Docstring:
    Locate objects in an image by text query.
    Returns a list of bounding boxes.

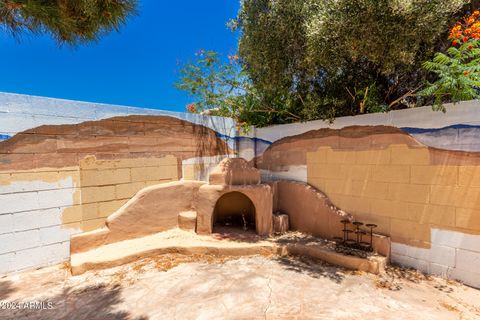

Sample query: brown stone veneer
[0,115,233,172]
[254,125,480,171]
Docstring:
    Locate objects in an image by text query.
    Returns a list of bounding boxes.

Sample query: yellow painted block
[307,165,322,179]
[72,189,82,206]
[306,148,330,164]
[130,166,176,182]
[80,168,131,187]
[115,182,146,199]
[372,165,410,183]
[458,166,480,187]
[390,218,431,243]
[388,183,430,204]
[0,173,10,184]
[9,171,52,182]
[80,155,177,170]
[61,205,84,224]
[162,165,179,180]
[131,167,162,182]
[63,222,82,231]
[98,199,128,218]
[79,156,116,170]
[330,193,371,215]
[307,164,344,180]
[324,179,353,195]
[453,187,480,209]
[370,199,408,219]
[307,177,326,192]
[82,218,106,232]
[326,150,356,165]
[407,203,455,227]
[182,164,195,180]
[411,165,458,186]
[355,149,391,165]
[429,185,458,206]
[351,181,389,199]
[430,185,480,209]
[455,207,480,231]
[81,203,100,221]
[81,185,116,203]
[134,155,178,168]
[7,170,80,185]
[342,164,373,181]
[390,145,431,165]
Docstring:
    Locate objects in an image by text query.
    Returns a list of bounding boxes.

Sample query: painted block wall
[244,100,480,288]
[0,92,237,274]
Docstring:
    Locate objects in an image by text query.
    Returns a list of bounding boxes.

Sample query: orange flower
[464,70,470,76]
[186,103,197,113]
[449,12,480,43]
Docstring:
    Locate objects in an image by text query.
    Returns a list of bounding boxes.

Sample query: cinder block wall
[246,101,480,288]
[0,92,236,274]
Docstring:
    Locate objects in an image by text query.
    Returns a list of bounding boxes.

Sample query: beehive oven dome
[208,158,261,185]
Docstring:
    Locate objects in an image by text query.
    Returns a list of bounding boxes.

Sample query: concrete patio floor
[0,254,479,320]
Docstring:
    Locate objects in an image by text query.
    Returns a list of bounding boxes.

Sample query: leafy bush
[175,50,303,130]
[420,10,480,110]
[234,0,466,123]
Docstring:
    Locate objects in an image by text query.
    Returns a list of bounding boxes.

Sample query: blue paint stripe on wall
[401,124,480,134]
[215,132,272,145]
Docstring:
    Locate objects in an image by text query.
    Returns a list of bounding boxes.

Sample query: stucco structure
[2,92,480,289]
[71,158,274,253]
[0,92,236,274]
[244,101,480,288]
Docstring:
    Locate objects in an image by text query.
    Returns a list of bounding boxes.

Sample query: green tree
[420,10,480,110]
[0,0,136,45]
[175,50,302,129]
[234,0,467,124]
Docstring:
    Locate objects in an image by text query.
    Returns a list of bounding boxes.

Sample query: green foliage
[175,50,303,129]
[305,0,466,74]
[420,40,480,111]
[175,50,243,115]
[0,0,137,45]
[233,0,467,125]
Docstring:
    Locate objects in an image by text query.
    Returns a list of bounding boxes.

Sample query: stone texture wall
[70,155,179,232]
[245,101,480,288]
[307,145,480,285]
[0,92,236,274]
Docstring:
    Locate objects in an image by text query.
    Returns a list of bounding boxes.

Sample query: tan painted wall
[0,113,235,274]
[62,155,179,232]
[307,144,480,249]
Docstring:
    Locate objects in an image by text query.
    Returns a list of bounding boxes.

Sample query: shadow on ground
[4,284,148,320]
[274,255,345,284]
[0,280,16,300]
[211,226,266,243]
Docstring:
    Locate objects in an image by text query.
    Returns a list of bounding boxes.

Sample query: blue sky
[0,1,240,113]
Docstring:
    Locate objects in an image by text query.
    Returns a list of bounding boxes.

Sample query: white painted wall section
[391,228,480,288]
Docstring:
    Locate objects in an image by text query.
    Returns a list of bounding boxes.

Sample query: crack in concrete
[263,263,274,320]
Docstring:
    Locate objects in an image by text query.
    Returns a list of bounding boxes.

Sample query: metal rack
[332,220,377,259]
